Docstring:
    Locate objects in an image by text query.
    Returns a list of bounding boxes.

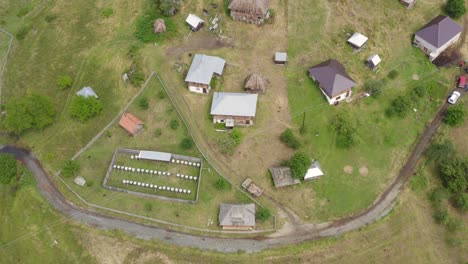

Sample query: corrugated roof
[119,113,143,135]
[76,87,98,98]
[304,161,324,180]
[367,54,381,66]
[210,92,258,117]
[229,0,270,15]
[219,203,256,227]
[275,52,287,62]
[185,54,226,85]
[347,32,368,48]
[269,167,300,188]
[308,59,357,98]
[186,14,204,28]
[415,15,463,48]
[138,151,172,162]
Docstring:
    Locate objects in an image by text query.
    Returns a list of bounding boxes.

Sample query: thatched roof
[244,73,268,93]
[229,0,270,15]
[153,19,167,34]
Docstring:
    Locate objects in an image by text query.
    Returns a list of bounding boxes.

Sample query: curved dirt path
[2,89,462,253]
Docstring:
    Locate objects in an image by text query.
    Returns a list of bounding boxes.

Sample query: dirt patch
[80,232,137,264]
[412,74,419,80]
[166,32,230,58]
[359,166,369,177]
[343,166,353,174]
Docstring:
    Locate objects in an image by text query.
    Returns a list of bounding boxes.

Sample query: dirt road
[1,89,463,253]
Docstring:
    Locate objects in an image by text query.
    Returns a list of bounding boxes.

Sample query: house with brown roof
[413,15,463,61]
[119,113,144,136]
[228,0,270,25]
[269,167,300,188]
[219,203,256,230]
[308,59,357,105]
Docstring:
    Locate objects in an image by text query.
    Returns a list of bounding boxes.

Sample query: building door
[203,88,207,94]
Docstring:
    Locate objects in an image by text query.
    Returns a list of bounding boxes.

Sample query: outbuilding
[304,161,324,181]
[228,0,270,25]
[269,167,300,188]
[186,14,204,31]
[210,92,258,127]
[76,87,98,99]
[119,113,144,136]
[400,0,416,9]
[185,54,226,94]
[275,52,287,64]
[244,73,268,93]
[366,54,381,70]
[219,203,256,230]
[347,32,368,50]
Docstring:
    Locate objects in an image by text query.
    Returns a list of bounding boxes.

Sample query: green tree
[388,95,411,117]
[290,152,311,179]
[156,0,183,16]
[0,153,17,184]
[130,69,145,87]
[453,193,468,212]
[27,93,56,129]
[256,207,272,222]
[61,160,80,178]
[57,75,73,90]
[445,0,466,19]
[70,96,103,122]
[444,104,465,126]
[331,114,356,149]
[364,79,384,98]
[280,129,301,149]
[439,158,467,193]
[180,138,193,150]
[230,128,244,146]
[425,141,455,163]
[169,119,179,130]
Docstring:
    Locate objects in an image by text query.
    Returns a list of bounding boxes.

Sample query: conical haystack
[153,19,167,34]
[244,73,268,93]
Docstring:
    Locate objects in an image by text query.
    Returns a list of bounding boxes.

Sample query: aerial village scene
[0,0,467,263]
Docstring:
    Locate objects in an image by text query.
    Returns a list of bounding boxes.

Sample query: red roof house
[119,113,144,136]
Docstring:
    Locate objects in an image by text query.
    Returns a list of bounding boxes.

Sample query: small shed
[186,14,204,31]
[241,178,263,197]
[269,167,300,188]
[153,19,167,34]
[366,54,381,70]
[304,161,324,181]
[400,0,416,9]
[74,176,86,186]
[219,203,256,230]
[119,113,144,136]
[275,52,287,64]
[244,73,268,93]
[347,32,368,50]
[76,87,98,99]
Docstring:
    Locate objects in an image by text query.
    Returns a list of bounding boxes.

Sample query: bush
[70,96,103,122]
[445,0,466,19]
[0,154,17,184]
[425,141,455,163]
[57,75,73,90]
[154,128,162,137]
[290,152,311,179]
[180,138,193,150]
[433,210,449,225]
[230,128,244,146]
[144,202,153,212]
[280,129,301,149]
[446,218,462,233]
[429,187,449,208]
[158,90,166,99]
[388,95,411,117]
[331,114,356,149]
[102,8,114,18]
[138,97,149,110]
[86,180,94,187]
[411,86,426,98]
[439,158,467,193]
[215,178,231,191]
[105,130,112,138]
[155,0,183,16]
[444,104,465,126]
[169,119,179,130]
[387,70,399,80]
[453,193,468,212]
[409,173,428,192]
[364,79,384,98]
[256,207,272,222]
[130,68,146,87]
[219,128,244,154]
[16,26,29,41]
[61,160,80,178]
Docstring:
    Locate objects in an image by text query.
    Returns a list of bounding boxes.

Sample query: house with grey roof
[414,15,463,61]
[185,54,226,94]
[210,92,258,127]
[219,203,256,230]
[269,167,300,188]
[76,86,98,98]
[308,59,357,105]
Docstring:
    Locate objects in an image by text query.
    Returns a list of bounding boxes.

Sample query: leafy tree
[70,96,103,122]
[169,119,179,129]
[256,207,272,221]
[3,93,55,134]
[61,160,80,178]
[290,152,311,179]
[388,95,411,117]
[219,128,244,154]
[364,79,384,98]
[331,114,356,149]
[180,138,193,150]
[453,193,468,212]
[445,0,466,19]
[444,104,465,126]
[130,69,145,87]
[439,158,467,193]
[158,90,166,99]
[57,75,73,90]
[215,178,231,190]
[0,153,17,184]
[156,0,183,16]
[425,141,455,163]
[280,129,301,149]
[138,97,149,110]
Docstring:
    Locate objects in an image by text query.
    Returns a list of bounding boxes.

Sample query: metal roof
[415,15,463,48]
[76,87,98,98]
[367,54,381,66]
[347,32,368,48]
[210,92,258,117]
[185,54,226,85]
[308,59,357,98]
[186,14,204,28]
[219,203,256,227]
[138,151,172,162]
[304,161,324,180]
[275,52,287,62]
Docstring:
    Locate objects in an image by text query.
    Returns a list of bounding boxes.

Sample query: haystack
[153,19,167,34]
[244,73,268,93]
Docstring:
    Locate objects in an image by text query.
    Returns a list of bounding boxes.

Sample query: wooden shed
[228,0,270,25]
[244,73,268,93]
[153,19,167,34]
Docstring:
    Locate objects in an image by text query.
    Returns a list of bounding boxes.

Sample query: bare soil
[359,166,369,177]
[166,31,231,59]
[344,166,353,174]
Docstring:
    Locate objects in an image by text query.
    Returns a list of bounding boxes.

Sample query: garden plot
[104,149,202,203]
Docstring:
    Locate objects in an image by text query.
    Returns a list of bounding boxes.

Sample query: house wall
[213,115,255,126]
[187,82,210,94]
[414,33,461,60]
[319,87,352,105]
[230,10,267,24]
[221,225,254,231]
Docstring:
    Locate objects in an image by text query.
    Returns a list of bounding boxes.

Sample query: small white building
[74,176,86,186]
[366,54,381,70]
[414,15,463,61]
[186,14,204,31]
[275,52,287,64]
[76,87,98,99]
[347,32,368,50]
[304,161,324,181]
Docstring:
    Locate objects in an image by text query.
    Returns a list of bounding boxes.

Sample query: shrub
[425,141,455,163]
[444,104,465,126]
[411,86,426,98]
[155,0,183,16]
[144,202,153,212]
[169,119,179,130]
[0,154,17,184]
[105,130,112,138]
[61,160,80,178]
[256,207,272,222]
[138,97,149,110]
[86,180,94,187]
[387,70,399,80]
[446,218,462,233]
[280,129,301,149]
[409,173,428,192]
[429,187,449,208]
[154,128,162,137]
[364,79,384,98]
[290,152,311,179]
[331,114,356,149]
[439,158,467,194]
[44,14,58,23]
[17,7,30,17]
[16,26,29,41]
[433,210,449,225]
[70,96,103,122]
[219,129,244,154]
[180,138,193,150]
[158,90,166,99]
[102,8,114,18]
[230,128,244,146]
[57,75,73,90]
[445,0,466,19]
[130,69,146,87]
[215,178,231,191]
[453,193,468,212]
[388,95,411,117]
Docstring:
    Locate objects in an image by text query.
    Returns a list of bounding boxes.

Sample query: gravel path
[1,90,463,253]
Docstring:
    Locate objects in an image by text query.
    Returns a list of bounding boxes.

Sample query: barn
[228,0,270,25]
